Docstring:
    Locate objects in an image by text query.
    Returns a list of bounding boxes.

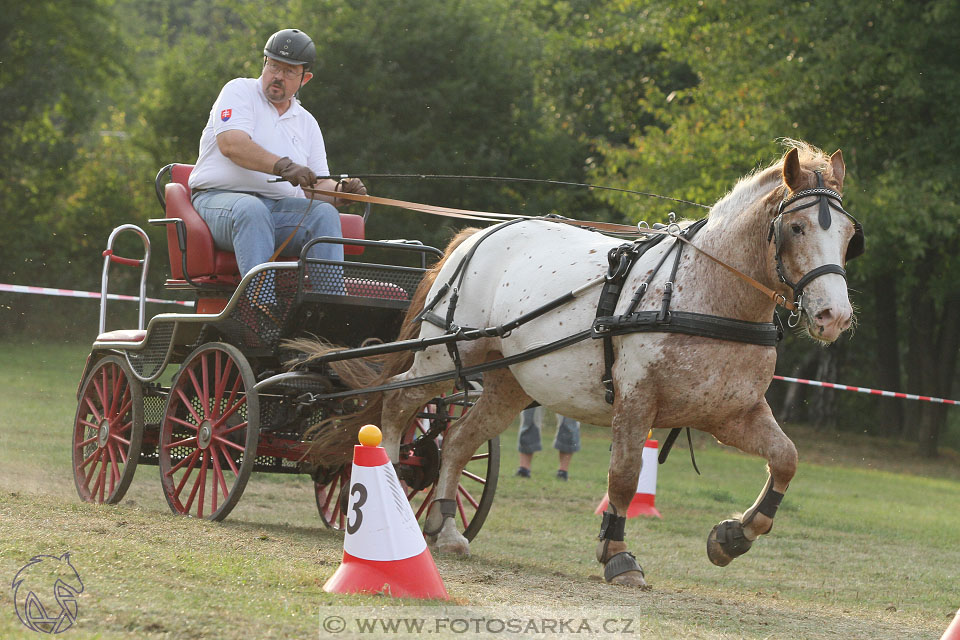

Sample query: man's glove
[336,178,367,197]
[273,157,317,188]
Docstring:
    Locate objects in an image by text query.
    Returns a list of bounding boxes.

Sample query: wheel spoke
[457,483,480,509]
[111,432,132,447]
[166,448,199,476]
[196,451,209,518]
[84,396,103,425]
[115,437,129,464]
[76,434,99,448]
[107,442,119,496]
[109,365,124,418]
[213,435,245,452]
[97,453,107,502]
[168,415,200,431]
[455,494,469,529]
[200,353,210,417]
[469,452,489,462]
[213,353,235,419]
[79,446,101,472]
[225,373,242,415]
[218,442,240,476]
[84,448,102,487]
[115,396,133,424]
[414,485,436,519]
[187,367,207,419]
[175,387,203,425]
[320,476,339,514]
[211,397,247,431]
[172,450,201,497]
[210,447,228,511]
[461,469,485,484]
[183,454,205,514]
[95,367,109,415]
[164,435,198,450]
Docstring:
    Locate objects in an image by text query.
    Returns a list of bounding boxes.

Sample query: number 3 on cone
[346,482,368,534]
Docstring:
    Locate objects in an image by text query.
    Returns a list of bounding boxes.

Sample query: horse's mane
[709,139,834,220]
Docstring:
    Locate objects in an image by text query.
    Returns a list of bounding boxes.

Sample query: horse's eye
[790,223,804,235]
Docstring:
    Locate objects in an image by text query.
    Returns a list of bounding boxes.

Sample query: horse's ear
[829,149,845,189]
[782,148,802,192]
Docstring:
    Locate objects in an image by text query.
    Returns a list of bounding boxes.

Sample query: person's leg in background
[516,405,543,478]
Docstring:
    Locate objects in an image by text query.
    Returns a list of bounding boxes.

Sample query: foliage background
[1,0,957,454]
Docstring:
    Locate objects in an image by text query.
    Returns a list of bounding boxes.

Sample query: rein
[314,188,802,312]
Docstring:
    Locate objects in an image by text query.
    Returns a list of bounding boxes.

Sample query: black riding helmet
[263,29,316,70]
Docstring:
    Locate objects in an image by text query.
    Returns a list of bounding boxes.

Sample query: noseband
[769,171,865,326]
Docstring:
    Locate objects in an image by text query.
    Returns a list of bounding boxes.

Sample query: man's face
[260,59,312,104]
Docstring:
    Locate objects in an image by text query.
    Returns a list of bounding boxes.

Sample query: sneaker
[556,469,568,481]
[515,467,531,479]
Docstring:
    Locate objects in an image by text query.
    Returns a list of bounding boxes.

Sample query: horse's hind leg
[379,374,448,463]
[706,401,798,567]
[424,368,532,555]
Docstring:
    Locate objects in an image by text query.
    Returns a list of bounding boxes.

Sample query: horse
[301,140,861,588]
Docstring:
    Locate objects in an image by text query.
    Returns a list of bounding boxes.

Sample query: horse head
[770,146,861,342]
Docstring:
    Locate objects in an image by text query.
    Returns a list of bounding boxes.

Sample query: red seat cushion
[164,164,366,283]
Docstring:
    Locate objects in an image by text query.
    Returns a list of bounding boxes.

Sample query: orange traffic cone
[595,438,662,518]
[323,425,449,599]
[941,608,960,640]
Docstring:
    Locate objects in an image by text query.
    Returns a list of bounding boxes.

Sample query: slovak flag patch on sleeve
[220,109,232,122]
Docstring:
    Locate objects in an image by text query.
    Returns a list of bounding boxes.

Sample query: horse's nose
[814,307,852,333]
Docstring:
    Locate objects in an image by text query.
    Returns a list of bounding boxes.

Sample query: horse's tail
[289,226,483,465]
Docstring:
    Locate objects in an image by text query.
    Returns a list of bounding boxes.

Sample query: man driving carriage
[189,28,366,276]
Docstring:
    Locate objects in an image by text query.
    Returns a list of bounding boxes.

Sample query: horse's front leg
[706,401,798,567]
[597,401,653,589]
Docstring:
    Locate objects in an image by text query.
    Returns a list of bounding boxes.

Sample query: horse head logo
[11,553,84,634]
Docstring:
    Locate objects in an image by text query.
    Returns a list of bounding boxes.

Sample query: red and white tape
[773,375,959,406]
[0,283,193,307]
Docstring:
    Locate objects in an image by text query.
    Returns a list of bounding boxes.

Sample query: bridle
[769,170,865,326]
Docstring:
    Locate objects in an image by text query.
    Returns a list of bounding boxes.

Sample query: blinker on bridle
[769,170,865,327]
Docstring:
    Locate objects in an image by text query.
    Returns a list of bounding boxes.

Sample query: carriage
[71,163,498,537]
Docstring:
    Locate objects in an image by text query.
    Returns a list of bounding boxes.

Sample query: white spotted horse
[301,140,863,587]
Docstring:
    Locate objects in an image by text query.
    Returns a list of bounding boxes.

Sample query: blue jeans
[517,407,581,454]
[192,190,344,275]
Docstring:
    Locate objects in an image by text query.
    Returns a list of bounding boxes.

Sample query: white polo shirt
[188,77,330,200]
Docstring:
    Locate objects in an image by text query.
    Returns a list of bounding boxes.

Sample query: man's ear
[300,71,314,88]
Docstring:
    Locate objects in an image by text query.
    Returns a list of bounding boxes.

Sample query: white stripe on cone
[343,461,426,562]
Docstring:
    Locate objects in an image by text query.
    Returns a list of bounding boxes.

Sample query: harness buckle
[787,293,804,328]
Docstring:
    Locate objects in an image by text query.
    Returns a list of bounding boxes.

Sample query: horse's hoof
[707,519,752,567]
[432,537,470,555]
[608,570,649,589]
[601,550,648,588]
[430,521,470,555]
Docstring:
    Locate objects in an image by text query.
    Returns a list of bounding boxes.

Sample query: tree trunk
[810,346,838,431]
[872,274,904,437]
[777,349,817,423]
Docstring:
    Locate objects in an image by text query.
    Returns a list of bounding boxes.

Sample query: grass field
[1,339,958,639]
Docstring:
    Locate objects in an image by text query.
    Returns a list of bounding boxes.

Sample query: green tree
[592,0,960,455]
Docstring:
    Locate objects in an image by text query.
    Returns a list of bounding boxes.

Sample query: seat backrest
[162,164,366,283]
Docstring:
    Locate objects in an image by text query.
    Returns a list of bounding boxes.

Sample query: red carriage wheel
[159,342,259,521]
[72,355,144,504]
[314,465,351,530]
